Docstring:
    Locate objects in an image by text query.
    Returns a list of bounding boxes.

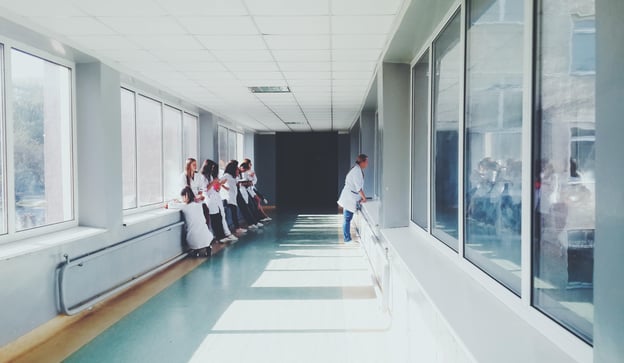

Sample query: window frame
[0,36,78,245]
[218,124,244,169]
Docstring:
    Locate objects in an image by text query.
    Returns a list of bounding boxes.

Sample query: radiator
[58,222,185,315]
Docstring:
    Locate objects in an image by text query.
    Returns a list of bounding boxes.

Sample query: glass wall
[11,49,73,231]
[183,113,198,161]
[431,11,461,249]
[533,0,595,343]
[121,88,137,210]
[218,125,244,172]
[411,50,430,229]
[136,95,163,207]
[0,45,4,234]
[163,106,183,201]
[218,126,228,170]
[464,0,524,294]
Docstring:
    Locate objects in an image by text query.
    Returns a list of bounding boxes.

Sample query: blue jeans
[343,209,354,241]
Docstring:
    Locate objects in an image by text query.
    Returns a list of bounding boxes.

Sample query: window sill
[122,208,180,227]
[0,227,107,262]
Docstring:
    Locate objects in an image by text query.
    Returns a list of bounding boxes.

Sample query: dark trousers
[225,202,239,230]
[237,193,258,226]
[210,212,226,239]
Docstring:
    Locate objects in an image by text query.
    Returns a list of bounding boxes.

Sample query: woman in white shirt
[199,159,238,243]
[222,161,246,234]
[243,158,271,222]
[180,158,203,201]
[337,154,369,242]
[168,186,214,257]
[237,162,263,229]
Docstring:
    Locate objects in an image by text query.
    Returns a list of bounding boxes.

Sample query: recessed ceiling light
[249,86,291,93]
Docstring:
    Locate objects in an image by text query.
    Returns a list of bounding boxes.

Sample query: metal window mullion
[159,102,164,204]
[457,1,467,259]
[521,0,537,305]
[4,45,15,235]
[427,47,434,234]
[133,92,139,209]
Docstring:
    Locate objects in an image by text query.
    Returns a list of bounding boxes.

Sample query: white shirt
[247,170,258,197]
[238,173,250,203]
[168,201,213,250]
[179,172,201,196]
[199,175,222,214]
[337,165,364,213]
[222,174,238,206]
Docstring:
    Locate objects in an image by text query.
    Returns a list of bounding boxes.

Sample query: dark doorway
[276,132,339,211]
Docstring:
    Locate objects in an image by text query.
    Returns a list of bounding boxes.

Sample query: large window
[533,0,595,343]
[431,11,461,249]
[411,50,430,229]
[11,49,73,231]
[218,125,244,171]
[122,87,198,210]
[464,0,524,294]
[0,45,4,234]
[164,106,183,201]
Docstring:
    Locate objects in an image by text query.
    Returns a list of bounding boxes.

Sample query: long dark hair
[224,160,239,178]
[180,186,196,204]
[184,158,196,186]
[201,159,219,181]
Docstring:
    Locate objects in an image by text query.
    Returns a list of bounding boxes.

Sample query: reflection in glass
[228,129,237,164]
[533,0,595,343]
[11,49,73,230]
[121,89,136,209]
[163,106,182,201]
[218,126,228,171]
[464,0,524,294]
[183,113,198,160]
[411,50,429,229]
[136,95,163,207]
[432,11,461,249]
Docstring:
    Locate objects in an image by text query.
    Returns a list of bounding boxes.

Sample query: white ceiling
[0,0,406,132]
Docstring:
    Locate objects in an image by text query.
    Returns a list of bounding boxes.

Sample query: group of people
[168,157,271,257]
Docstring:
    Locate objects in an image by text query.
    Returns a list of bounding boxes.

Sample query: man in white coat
[337,154,369,242]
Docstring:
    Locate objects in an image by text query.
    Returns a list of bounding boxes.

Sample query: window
[464,0,524,294]
[163,106,182,201]
[183,113,198,161]
[0,45,4,234]
[11,49,73,231]
[571,18,596,74]
[431,11,461,249]
[533,0,595,343]
[237,132,244,162]
[136,95,163,207]
[218,125,244,171]
[411,50,430,229]
[121,89,136,210]
[473,0,523,23]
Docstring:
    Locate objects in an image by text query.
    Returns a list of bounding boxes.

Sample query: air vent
[249,86,291,93]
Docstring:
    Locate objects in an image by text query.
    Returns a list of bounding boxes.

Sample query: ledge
[360,200,381,233]
[379,225,586,363]
[0,227,107,262]
[123,208,180,227]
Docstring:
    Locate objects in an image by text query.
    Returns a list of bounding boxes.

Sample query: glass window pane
[11,49,73,231]
[121,89,136,210]
[228,130,236,163]
[533,1,595,343]
[183,113,198,161]
[464,0,524,294]
[431,11,461,249]
[218,126,228,171]
[163,106,182,201]
[411,50,430,229]
[0,45,5,234]
[136,95,163,207]
[236,132,244,162]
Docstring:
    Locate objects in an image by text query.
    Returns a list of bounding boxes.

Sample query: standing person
[243,158,271,222]
[238,162,264,228]
[167,187,214,257]
[222,161,247,235]
[200,160,238,243]
[337,154,369,242]
[180,158,203,202]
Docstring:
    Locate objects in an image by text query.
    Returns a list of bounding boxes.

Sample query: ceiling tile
[254,16,329,35]
[211,49,274,62]
[172,62,228,72]
[130,35,203,49]
[333,71,373,80]
[265,35,329,50]
[178,16,257,35]
[76,0,168,17]
[272,50,330,62]
[154,0,247,16]
[331,15,395,34]
[332,48,382,61]
[226,62,279,72]
[332,61,377,72]
[1,1,85,16]
[332,34,387,49]
[331,0,404,15]
[197,35,266,50]
[150,49,216,62]
[98,49,156,62]
[28,16,115,35]
[284,71,330,80]
[98,16,187,35]
[68,35,140,50]
[233,71,284,80]
[279,62,330,72]
[245,0,329,16]
[185,71,237,81]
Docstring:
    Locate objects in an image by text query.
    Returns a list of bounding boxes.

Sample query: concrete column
[377,62,411,229]
[75,62,122,233]
[594,1,624,361]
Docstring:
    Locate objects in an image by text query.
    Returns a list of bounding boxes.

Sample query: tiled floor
[65,211,391,363]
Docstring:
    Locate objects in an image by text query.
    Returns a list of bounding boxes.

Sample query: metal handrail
[58,221,185,316]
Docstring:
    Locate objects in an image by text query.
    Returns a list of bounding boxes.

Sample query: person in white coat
[199,159,238,243]
[337,154,369,242]
[168,186,214,257]
[180,158,203,201]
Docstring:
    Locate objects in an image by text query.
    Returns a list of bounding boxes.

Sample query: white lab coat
[222,174,238,206]
[179,172,202,196]
[247,171,258,198]
[200,175,221,214]
[168,201,213,250]
[338,165,364,213]
[238,174,250,203]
